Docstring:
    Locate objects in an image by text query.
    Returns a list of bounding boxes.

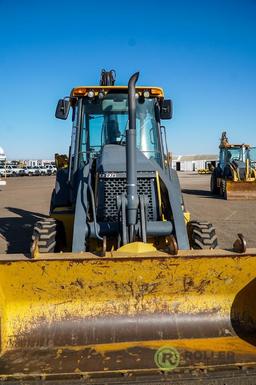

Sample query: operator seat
[105,120,121,144]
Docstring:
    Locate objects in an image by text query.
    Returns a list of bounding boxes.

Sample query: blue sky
[0,0,256,159]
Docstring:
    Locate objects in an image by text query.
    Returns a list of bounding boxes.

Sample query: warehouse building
[172,154,218,172]
[0,146,6,167]
[23,159,55,167]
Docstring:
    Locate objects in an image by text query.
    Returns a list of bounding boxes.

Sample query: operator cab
[81,92,163,165]
[219,145,248,170]
[56,85,172,180]
[247,147,256,168]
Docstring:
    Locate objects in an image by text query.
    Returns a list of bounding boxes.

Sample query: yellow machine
[198,168,212,174]
[1,72,256,384]
[211,132,256,199]
[198,163,214,174]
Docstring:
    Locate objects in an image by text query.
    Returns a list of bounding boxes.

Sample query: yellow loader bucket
[1,249,256,384]
[226,180,256,200]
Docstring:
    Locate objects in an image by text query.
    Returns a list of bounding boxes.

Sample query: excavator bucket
[226,180,256,200]
[1,248,256,384]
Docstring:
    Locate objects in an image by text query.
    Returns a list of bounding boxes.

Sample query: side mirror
[160,99,173,120]
[55,99,71,120]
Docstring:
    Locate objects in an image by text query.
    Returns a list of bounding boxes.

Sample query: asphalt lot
[0,173,255,254]
[0,176,55,254]
[179,172,256,249]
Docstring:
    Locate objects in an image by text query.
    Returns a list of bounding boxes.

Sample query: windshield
[80,93,162,165]
[225,148,243,163]
[247,147,256,167]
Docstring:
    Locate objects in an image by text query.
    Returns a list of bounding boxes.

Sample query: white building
[0,147,7,185]
[23,159,55,167]
[172,154,218,172]
[0,146,6,166]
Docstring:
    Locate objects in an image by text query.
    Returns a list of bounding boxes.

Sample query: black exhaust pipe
[127,72,139,242]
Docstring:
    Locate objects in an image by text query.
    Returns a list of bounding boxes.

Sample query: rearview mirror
[160,99,172,120]
[55,99,71,120]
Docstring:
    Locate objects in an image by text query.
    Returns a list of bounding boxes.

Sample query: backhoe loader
[211,131,256,199]
[0,71,256,385]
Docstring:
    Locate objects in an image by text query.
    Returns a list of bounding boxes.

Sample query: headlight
[88,90,95,98]
[98,91,105,99]
[143,90,150,98]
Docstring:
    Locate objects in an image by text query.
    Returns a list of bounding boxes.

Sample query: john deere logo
[154,347,180,371]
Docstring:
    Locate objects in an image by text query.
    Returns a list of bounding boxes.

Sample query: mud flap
[0,249,256,383]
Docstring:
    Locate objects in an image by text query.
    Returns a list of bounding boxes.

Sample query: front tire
[31,218,66,254]
[210,171,219,194]
[187,220,218,249]
[220,179,227,199]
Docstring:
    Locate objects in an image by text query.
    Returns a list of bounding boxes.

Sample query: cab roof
[220,143,251,149]
[71,86,164,98]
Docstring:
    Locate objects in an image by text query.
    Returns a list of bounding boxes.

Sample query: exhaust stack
[126,72,139,242]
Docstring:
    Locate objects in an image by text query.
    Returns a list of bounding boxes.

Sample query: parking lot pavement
[0,176,55,254]
[179,172,256,249]
[0,173,255,254]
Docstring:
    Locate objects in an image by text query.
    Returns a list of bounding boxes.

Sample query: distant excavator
[211,131,256,199]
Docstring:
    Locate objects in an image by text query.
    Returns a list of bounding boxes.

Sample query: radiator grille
[98,177,155,223]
